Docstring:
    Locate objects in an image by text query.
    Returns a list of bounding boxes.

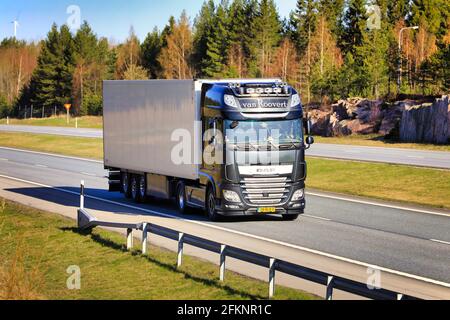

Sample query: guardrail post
[126,228,133,250]
[142,223,148,255]
[177,233,184,268]
[80,180,85,210]
[220,245,227,282]
[326,276,335,300]
[269,258,276,299]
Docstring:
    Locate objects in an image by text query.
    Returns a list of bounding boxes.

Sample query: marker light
[291,94,301,107]
[224,95,239,108]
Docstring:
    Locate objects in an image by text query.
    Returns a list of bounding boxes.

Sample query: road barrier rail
[77,182,450,300]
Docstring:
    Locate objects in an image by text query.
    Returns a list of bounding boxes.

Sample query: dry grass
[0,132,103,160]
[315,135,450,152]
[0,116,103,129]
[0,199,316,300]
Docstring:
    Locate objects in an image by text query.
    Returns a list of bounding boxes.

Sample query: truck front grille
[241,177,291,206]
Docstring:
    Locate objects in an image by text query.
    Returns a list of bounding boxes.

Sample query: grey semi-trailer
[103,79,314,221]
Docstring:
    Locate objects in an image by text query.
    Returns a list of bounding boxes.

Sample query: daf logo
[256,168,276,174]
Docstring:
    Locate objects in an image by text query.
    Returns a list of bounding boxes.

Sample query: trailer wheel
[206,187,221,222]
[131,175,140,203]
[121,172,131,198]
[176,182,187,214]
[138,175,147,203]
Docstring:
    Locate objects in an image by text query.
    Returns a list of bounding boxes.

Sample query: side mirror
[305,136,314,150]
[304,119,312,136]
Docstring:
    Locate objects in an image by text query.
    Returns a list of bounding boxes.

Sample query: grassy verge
[315,135,450,152]
[0,132,103,160]
[0,199,315,300]
[307,157,450,209]
[0,116,103,129]
[0,131,449,210]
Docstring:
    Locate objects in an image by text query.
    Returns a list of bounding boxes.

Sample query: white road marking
[0,158,8,161]
[430,239,450,246]
[35,164,48,168]
[0,173,449,288]
[306,191,450,218]
[303,214,332,222]
[407,156,425,159]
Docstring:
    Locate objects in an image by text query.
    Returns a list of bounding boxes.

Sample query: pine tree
[192,0,216,76]
[141,27,163,78]
[252,0,282,77]
[340,0,367,54]
[203,1,230,77]
[31,24,75,109]
[292,0,317,54]
[225,0,248,77]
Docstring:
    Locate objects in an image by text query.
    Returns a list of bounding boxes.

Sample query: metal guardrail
[76,181,446,300]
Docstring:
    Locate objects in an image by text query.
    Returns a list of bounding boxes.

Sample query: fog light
[291,189,305,202]
[223,190,241,203]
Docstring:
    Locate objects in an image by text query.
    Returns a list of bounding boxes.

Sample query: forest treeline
[0,0,448,117]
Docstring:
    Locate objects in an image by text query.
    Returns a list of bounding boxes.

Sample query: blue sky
[0,0,297,42]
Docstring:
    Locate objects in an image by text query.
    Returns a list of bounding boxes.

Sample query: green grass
[0,199,316,300]
[307,157,450,209]
[315,134,450,152]
[0,116,103,129]
[0,131,449,210]
[0,132,103,160]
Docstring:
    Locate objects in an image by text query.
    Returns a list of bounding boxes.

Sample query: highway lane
[1,124,449,169]
[0,147,449,283]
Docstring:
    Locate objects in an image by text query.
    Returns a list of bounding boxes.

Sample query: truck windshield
[224,119,303,150]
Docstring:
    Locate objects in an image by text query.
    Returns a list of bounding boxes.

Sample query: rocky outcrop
[307,96,449,143]
[399,95,450,144]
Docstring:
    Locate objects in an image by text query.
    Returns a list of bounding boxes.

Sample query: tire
[176,182,187,214]
[121,172,131,199]
[130,174,140,203]
[282,214,299,221]
[206,187,221,222]
[138,175,147,203]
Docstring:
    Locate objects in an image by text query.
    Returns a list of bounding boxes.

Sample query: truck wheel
[121,172,131,198]
[138,175,147,203]
[206,187,221,222]
[282,214,299,221]
[130,175,140,203]
[176,182,187,214]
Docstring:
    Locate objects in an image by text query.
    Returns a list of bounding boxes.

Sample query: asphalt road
[0,147,449,284]
[1,124,449,169]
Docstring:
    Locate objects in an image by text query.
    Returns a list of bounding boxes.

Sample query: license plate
[258,207,276,214]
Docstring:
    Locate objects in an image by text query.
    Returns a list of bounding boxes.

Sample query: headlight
[224,95,239,108]
[223,190,241,203]
[291,94,301,107]
[291,189,304,202]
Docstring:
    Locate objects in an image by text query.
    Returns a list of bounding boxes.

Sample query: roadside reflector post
[75,117,78,128]
[80,180,85,210]
[142,223,148,255]
[269,258,276,299]
[177,233,184,268]
[126,228,133,250]
[220,245,227,282]
[326,276,335,300]
[397,293,404,300]
[6,116,9,125]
